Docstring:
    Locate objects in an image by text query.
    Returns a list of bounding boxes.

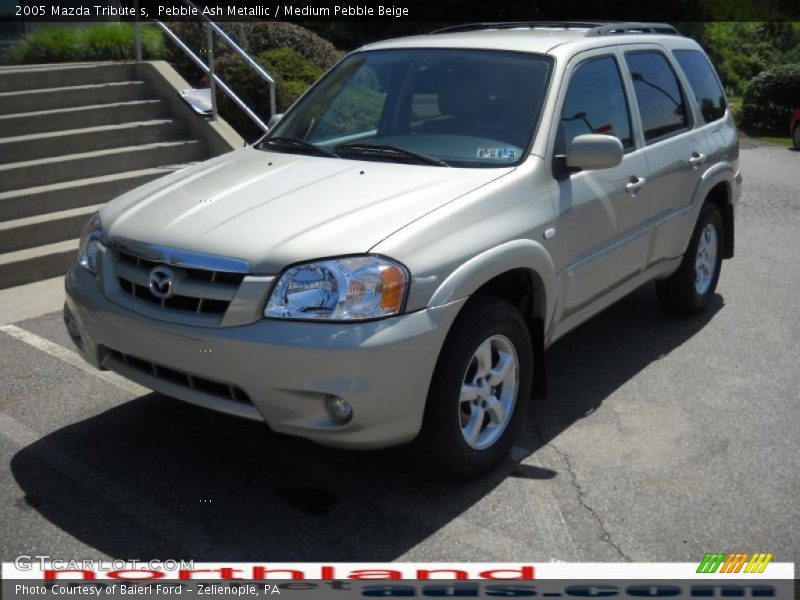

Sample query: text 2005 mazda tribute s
[65,22,741,477]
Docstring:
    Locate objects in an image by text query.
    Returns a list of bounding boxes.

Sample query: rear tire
[656,203,724,316]
[793,125,800,150]
[420,295,533,479]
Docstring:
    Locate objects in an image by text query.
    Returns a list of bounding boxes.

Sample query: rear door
[550,50,650,316]
[620,46,711,265]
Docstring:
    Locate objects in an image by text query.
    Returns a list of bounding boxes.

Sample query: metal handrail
[132,0,276,133]
[153,22,270,132]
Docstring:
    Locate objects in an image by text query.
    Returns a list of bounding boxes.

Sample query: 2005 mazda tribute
[65,22,741,477]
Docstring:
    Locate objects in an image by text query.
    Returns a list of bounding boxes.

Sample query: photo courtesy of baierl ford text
[0,0,797,597]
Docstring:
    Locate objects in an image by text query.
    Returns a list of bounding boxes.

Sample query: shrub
[165,21,341,82]
[691,22,800,97]
[257,47,323,87]
[741,64,800,132]
[214,49,322,140]
[82,23,164,61]
[163,21,340,140]
[214,53,275,138]
[9,23,165,64]
[245,22,342,69]
[8,27,79,63]
[163,21,224,86]
[258,48,323,113]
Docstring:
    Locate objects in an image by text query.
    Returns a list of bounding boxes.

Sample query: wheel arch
[691,161,736,261]
[427,240,556,398]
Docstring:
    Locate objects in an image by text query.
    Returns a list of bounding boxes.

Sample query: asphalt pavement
[0,144,798,565]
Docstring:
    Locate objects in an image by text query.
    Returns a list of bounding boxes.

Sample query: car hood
[101,147,513,273]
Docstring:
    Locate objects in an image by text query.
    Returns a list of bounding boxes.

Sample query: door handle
[626,176,646,195]
[689,152,707,168]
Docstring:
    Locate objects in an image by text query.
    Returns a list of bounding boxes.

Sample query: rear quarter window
[673,49,727,124]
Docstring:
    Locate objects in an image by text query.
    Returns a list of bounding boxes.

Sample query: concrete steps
[0,168,171,222]
[0,119,189,161]
[0,239,78,290]
[0,80,150,114]
[0,141,204,192]
[0,63,138,93]
[0,100,170,137]
[0,204,102,253]
[0,62,230,291]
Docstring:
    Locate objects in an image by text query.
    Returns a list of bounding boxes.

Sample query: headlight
[265,256,408,321]
[77,212,102,273]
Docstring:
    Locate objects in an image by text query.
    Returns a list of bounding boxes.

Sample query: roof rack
[431,22,603,35]
[585,22,680,36]
[430,21,681,37]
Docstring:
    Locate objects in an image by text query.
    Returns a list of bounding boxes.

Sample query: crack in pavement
[547,440,632,562]
[528,418,632,561]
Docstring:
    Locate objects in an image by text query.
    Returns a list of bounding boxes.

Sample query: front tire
[420,295,533,479]
[793,125,800,150]
[656,203,724,316]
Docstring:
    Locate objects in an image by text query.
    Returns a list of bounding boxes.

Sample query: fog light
[325,395,353,424]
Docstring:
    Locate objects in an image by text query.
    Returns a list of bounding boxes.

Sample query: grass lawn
[747,134,793,148]
[728,95,794,148]
[738,129,794,148]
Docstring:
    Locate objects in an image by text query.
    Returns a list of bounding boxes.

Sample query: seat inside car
[416,63,537,149]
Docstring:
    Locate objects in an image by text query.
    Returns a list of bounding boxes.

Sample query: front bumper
[65,264,464,449]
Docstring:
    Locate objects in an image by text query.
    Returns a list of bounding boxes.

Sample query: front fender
[427,239,557,331]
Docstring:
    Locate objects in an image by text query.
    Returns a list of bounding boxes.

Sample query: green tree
[680,22,800,96]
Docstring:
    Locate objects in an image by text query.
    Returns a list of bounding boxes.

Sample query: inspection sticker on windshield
[477,147,517,159]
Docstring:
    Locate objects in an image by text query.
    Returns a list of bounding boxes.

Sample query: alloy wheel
[694,223,718,295]
[459,334,519,450]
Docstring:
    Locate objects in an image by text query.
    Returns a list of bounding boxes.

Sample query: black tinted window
[556,56,632,155]
[625,52,689,142]
[673,49,727,123]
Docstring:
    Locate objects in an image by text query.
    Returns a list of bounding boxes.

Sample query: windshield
[264,48,554,167]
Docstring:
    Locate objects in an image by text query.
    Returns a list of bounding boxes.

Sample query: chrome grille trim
[115,260,239,302]
[104,237,250,273]
[112,249,245,322]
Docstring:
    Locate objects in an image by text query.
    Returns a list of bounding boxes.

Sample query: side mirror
[267,113,284,130]
[565,134,624,171]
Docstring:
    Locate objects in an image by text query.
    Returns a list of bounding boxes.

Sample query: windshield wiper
[334,143,450,167]
[258,136,339,158]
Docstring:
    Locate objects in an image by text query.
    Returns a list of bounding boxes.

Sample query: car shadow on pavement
[10,285,722,561]
[523,285,723,452]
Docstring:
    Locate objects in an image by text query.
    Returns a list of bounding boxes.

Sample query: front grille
[105,348,251,405]
[114,250,245,320]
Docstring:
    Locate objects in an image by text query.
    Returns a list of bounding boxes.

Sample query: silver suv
[65,22,741,477]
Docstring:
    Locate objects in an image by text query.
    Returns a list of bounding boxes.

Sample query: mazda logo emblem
[149,266,175,299]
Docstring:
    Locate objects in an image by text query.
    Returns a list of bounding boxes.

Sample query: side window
[673,49,727,123]
[556,56,633,156]
[625,51,690,142]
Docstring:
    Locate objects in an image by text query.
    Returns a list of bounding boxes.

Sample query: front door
[551,52,650,316]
